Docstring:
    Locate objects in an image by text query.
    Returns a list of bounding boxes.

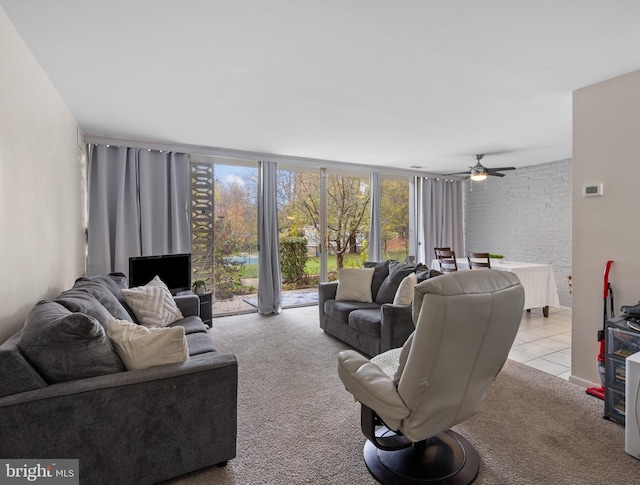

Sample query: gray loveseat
[0,273,237,485]
[319,260,441,357]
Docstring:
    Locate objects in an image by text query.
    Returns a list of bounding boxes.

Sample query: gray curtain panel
[257,161,282,315]
[414,177,464,265]
[87,145,190,276]
[138,149,190,255]
[368,172,382,262]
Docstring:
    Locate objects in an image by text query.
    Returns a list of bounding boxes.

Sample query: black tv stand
[197,292,213,328]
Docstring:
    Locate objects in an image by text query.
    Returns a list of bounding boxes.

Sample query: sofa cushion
[393,273,418,305]
[121,276,183,327]
[185,332,217,356]
[348,309,382,338]
[0,332,47,398]
[324,299,381,322]
[376,260,417,304]
[335,267,375,302]
[19,300,126,383]
[107,318,189,370]
[72,279,134,322]
[55,288,115,330]
[169,316,209,335]
[365,260,390,301]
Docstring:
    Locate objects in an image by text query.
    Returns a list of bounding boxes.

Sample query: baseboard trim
[568,375,598,389]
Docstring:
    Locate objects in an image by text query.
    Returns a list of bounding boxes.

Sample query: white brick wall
[463,159,572,307]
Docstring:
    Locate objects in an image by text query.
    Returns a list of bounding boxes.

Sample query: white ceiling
[3,0,640,174]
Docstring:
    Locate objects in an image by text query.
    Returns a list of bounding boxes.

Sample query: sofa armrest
[318,281,338,302]
[174,294,200,317]
[380,303,415,353]
[318,282,339,327]
[0,352,238,485]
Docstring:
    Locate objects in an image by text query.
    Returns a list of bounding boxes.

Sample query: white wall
[464,159,572,307]
[0,8,86,343]
[572,69,640,387]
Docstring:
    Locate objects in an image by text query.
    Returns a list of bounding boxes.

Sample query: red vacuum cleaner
[586,260,614,400]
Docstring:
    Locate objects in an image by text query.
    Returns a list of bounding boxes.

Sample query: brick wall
[463,159,572,307]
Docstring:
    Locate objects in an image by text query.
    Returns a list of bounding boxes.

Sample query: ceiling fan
[449,154,516,180]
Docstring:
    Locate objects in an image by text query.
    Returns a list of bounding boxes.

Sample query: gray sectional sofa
[319,260,441,357]
[0,273,237,485]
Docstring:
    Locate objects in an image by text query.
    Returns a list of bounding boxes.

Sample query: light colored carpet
[165,306,640,484]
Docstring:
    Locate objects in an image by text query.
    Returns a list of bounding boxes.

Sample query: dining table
[430,259,560,317]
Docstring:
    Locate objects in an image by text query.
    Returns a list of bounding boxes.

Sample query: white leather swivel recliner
[338,270,525,484]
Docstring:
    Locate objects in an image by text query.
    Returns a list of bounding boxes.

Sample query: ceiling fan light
[470,173,487,181]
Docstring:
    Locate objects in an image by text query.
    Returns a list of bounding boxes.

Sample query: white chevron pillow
[122,276,183,327]
[107,318,189,370]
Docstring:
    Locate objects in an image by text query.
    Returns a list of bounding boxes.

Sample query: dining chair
[467,252,491,269]
[435,249,458,273]
[433,247,451,260]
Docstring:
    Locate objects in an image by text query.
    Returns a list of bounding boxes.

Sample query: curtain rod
[84,135,461,181]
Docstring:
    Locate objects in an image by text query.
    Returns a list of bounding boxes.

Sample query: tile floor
[510,307,572,380]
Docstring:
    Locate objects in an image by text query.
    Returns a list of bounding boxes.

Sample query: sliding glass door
[276,165,322,307]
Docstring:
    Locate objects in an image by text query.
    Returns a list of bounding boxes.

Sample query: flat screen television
[128,253,192,295]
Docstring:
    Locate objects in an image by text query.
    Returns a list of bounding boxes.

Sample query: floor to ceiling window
[276,165,322,305]
[325,170,371,278]
[191,157,414,317]
[380,175,410,262]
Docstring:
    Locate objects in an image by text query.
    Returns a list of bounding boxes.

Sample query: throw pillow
[74,272,130,300]
[107,318,189,371]
[376,260,417,304]
[72,278,135,322]
[427,269,443,279]
[393,273,418,305]
[18,300,126,383]
[415,263,443,282]
[364,260,390,301]
[55,288,115,330]
[415,263,430,282]
[121,276,183,327]
[335,267,375,302]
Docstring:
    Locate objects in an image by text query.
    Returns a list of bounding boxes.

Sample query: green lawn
[239,250,408,280]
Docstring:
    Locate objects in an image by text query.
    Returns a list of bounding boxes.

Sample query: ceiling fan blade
[445,156,516,178]
[444,171,472,176]
[487,167,516,172]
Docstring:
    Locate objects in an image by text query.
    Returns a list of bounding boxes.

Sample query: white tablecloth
[430,259,560,310]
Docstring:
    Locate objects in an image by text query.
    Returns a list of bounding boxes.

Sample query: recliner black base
[363,430,479,484]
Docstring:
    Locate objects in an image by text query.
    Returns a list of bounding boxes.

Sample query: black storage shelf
[198,292,213,328]
[604,316,640,424]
